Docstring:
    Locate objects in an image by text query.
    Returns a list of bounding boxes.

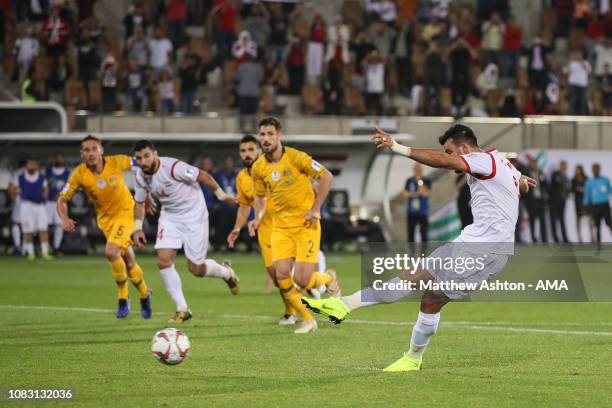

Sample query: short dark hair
[240,134,260,147]
[132,139,157,152]
[81,134,101,146]
[258,116,282,131]
[438,124,478,147]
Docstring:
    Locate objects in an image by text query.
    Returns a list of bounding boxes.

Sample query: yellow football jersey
[60,155,134,231]
[236,168,274,229]
[251,146,325,228]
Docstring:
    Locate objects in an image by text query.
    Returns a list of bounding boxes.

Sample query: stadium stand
[1,0,612,130]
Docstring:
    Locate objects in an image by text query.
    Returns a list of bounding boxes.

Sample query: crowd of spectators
[1,0,612,127]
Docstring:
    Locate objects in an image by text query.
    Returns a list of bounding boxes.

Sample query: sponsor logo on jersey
[311,161,321,171]
[185,169,196,179]
[271,170,281,181]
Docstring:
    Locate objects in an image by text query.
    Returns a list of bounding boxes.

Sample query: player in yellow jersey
[57,135,152,319]
[226,135,297,325]
[248,117,337,334]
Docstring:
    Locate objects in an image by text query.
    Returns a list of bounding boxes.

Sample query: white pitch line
[2,305,612,337]
[0,304,169,315]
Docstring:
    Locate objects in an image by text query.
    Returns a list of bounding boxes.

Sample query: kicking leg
[302,268,432,324]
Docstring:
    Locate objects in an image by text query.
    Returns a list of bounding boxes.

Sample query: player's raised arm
[372,127,468,172]
[197,169,237,206]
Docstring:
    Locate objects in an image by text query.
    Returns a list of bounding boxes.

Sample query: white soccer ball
[151,328,191,365]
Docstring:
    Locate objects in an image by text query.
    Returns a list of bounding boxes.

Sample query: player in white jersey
[130,140,241,323]
[302,124,537,371]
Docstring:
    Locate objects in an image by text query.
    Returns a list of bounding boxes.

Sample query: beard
[242,157,254,168]
[262,143,277,155]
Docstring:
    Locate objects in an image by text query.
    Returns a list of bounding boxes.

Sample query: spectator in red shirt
[208,0,239,60]
[501,15,522,78]
[306,15,326,84]
[167,0,187,48]
[42,5,70,59]
[586,12,605,62]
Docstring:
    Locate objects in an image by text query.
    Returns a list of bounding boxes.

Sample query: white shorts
[46,201,62,225]
[20,201,48,234]
[11,197,21,223]
[427,242,509,300]
[154,216,209,265]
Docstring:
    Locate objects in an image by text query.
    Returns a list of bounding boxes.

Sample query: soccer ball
[151,328,191,365]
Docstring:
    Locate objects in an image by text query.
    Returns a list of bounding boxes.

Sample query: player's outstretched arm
[197,169,238,206]
[132,201,147,248]
[56,197,76,232]
[372,127,468,172]
[228,205,250,248]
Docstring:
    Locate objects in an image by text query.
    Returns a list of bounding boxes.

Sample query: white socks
[203,259,231,279]
[341,277,413,311]
[41,241,49,256]
[407,311,440,360]
[11,225,21,252]
[53,225,63,250]
[24,242,34,256]
[160,265,189,311]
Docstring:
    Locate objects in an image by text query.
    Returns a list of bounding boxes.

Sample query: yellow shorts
[257,222,273,268]
[271,221,320,264]
[102,217,134,250]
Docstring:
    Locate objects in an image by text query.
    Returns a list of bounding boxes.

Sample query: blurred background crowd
[1,0,612,131]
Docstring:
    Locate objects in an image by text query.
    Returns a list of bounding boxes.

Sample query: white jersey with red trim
[457,148,522,253]
[134,156,207,222]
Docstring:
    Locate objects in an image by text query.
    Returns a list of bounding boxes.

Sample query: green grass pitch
[1,253,611,407]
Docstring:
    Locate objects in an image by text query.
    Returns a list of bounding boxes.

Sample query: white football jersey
[134,157,207,222]
[456,148,522,254]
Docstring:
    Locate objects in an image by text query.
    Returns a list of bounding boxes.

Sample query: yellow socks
[279,289,295,316]
[110,257,129,299]
[127,263,149,299]
[304,271,332,290]
[278,277,312,321]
